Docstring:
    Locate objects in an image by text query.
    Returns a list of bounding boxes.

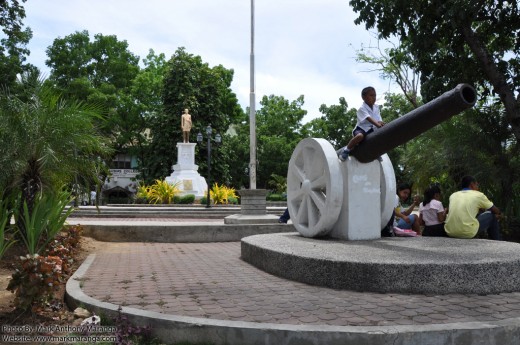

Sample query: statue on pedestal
[165,109,205,198]
[181,109,192,143]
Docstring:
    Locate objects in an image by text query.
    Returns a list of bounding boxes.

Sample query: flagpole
[249,0,257,189]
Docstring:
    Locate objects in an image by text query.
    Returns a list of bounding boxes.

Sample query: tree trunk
[460,23,520,140]
[18,157,43,236]
[21,158,43,212]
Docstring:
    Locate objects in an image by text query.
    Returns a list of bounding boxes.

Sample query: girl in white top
[419,185,447,237]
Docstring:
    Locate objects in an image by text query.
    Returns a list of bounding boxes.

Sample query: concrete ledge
[68,205,286,219]
[77,223,295,242]
[241,233,520,295]
[224,214,280,224]
[66,254,520,345]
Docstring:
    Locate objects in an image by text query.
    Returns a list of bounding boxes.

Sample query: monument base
[224,189,279,224]
[242,233,520,295]
[165,170,207,199]
[165,143,207,198]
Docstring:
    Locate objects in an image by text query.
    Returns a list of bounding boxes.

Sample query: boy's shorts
[352,126,374,137]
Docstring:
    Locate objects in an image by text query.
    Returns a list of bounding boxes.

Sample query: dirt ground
[0,236,109,343]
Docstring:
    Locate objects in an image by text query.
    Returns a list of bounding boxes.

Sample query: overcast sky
[23,0,398,123]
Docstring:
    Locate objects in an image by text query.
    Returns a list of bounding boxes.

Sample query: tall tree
[0,0,33,88]
[220,122,250,189]
[145,47,243,181]
[349,0,520,139]
[45,30,140,146]
[303,97,357,148]
[254,95,307,188]
[122,49,167,181]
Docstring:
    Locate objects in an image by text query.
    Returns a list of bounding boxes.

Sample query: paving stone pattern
[81,242,520,326]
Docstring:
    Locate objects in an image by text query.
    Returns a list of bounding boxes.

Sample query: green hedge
[178,194,195,204]
[267,193,286,201]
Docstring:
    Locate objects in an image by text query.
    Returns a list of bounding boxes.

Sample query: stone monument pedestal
[224,189,279,224]
[165,143,207,198]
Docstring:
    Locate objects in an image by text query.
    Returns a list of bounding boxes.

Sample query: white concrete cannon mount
[287,138,395,240]
[244,137,520,295]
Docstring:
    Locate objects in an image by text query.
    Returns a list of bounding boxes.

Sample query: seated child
[419,185,447,237]
[338,86,385,161]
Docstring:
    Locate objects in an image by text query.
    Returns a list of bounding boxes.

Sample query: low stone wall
[79,223,296,243]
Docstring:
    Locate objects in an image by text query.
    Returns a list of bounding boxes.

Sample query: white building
[102,153,139,203]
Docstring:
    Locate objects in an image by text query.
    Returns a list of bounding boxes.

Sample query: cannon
[244,83,520,296]
[287,84,477,240]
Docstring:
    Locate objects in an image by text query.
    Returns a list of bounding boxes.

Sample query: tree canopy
[46,30,140,93]
[349,0,520,139]
[122,49,168,181]
[0,0,32,88]
[303,97,356,148]
[255,95,307,188]
[143,48,243,182]
[352,36,520,224]
[45,30,140,147]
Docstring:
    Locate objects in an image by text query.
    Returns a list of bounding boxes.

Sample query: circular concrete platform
[241,233,520,295]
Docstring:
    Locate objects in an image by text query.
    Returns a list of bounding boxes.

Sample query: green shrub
[210,183,238,205]
[228,196,238,205]
[148,180,180,204]
[268,173,287,194]
[18,190,74,255]
[135,183,151,202]
[135,180,181,204]
[267,193,286,201]
[8,225,83,312]
[178,194,195,204]
[134,197,148,204]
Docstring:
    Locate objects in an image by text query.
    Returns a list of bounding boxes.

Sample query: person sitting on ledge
[278,208,290,223]
[394,183,421,235]
[419,184,447,237]
[444,175,502,240]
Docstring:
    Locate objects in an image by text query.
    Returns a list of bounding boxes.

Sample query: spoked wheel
[287,138,343,237]
[379,153,397,227]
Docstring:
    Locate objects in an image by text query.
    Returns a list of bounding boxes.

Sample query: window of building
[111,153,132,169]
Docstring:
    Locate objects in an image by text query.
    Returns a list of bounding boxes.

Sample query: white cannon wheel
[287,138,343,237]
[379,153,397,227]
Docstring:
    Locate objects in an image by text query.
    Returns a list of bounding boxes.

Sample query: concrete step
[68,205,287,219]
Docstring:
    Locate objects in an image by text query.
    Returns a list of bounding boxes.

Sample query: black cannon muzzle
[350,83,477,163]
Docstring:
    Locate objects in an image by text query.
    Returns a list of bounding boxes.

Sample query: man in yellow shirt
[445,176,501,240]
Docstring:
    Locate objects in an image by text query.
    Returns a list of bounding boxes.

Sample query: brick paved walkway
[80,242,520,327]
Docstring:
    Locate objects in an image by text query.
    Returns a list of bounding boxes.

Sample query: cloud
[23,0,398,123]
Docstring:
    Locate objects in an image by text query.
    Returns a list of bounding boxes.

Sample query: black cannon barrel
[350,83,477,163]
